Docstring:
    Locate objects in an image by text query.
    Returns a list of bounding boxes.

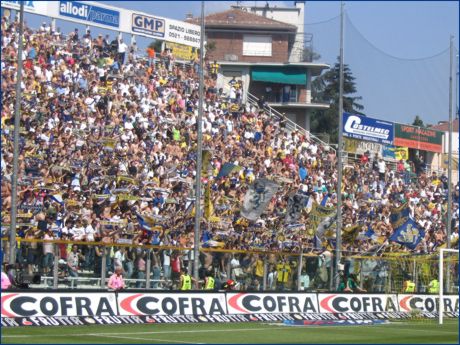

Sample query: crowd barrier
[1,291,458,327]
[2,238,457,294]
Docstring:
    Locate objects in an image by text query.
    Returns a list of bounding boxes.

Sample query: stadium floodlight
[335,0,345,288]
[438,248,459,325]
[193,0,205,286]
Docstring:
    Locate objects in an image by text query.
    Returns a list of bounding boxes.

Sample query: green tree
[412,115,425,127]
[303,47,321,62]
[148,40,163,53]
[311,58,363,143]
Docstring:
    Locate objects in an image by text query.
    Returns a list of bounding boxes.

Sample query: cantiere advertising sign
[394,124,443,153]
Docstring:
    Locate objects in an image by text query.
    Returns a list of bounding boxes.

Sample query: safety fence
[1,238,457,293]
[1,291,458,327]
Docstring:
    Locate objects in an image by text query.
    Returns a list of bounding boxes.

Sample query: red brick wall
[206,31,289,62]
[298,87,307,103]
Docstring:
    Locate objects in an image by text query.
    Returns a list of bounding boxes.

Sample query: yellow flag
[204,183,214,220]
[202,150,212,176]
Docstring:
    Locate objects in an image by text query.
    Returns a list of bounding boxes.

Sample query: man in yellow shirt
[210,60,219,80]
[254,255,264,291]
[276,258,291,291]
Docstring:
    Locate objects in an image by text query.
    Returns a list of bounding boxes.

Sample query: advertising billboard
[394,124,443,153]
[1,0,200,47]
[117,293,227,316]
[1,0,49,15]
[131,14,201,48]
[165,41,197,61]
[132,12,165,38]
[343,112,394,145]
[226,293,319,314]
[58,1,119,28]
[1,293,117,317]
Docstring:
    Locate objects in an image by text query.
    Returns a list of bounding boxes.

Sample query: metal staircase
[246,91,335,153]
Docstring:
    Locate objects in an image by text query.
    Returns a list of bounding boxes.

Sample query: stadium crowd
[1,16,459,290]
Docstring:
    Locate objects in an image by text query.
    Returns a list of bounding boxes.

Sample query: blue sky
[13,1,460,126]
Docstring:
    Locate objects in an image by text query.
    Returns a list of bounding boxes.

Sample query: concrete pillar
[101,248,107,288]
[296,253,303,291]
[262,257,268,291]
[145,249,151,289]
[53,244,59,289]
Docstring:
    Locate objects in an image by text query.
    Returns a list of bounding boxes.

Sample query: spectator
[1,266,12,290]
[117,38,128,65]
[0,22,457,293]
[108,266,125,290]
[67,244,81,287]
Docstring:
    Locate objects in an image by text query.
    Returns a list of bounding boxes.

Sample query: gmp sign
[132,13,165,38]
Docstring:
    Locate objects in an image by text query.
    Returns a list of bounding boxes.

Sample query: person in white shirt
[378,158,386,181]
[118,39,128,65]
[42,229,54,275]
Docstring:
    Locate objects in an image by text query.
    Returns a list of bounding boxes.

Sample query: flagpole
[335,1,345,289]
[193,0,205,287]
[447,35,453,251]
[8,0,25,265]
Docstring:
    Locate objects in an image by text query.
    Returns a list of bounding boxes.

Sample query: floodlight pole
[193,0,205,287]
[8,0,25,265]
[445,35,454,293]
[335,1,345,289]
[447,36,453,251]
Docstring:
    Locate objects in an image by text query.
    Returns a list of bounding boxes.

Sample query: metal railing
[38,276,166,289]
[246,91,335,153]
[3,237,458,293]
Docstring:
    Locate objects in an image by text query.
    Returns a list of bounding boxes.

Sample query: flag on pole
[390,203,410,226]
[389,217,425,249]
[216,162,241,179]
[285,194,309,224]
[204,182,213,220]
[136,214,156,231]
[202,149,212,176]
[241,179,279,221]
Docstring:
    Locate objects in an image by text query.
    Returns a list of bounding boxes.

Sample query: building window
[289,85,298,102]
[243,35,272,57]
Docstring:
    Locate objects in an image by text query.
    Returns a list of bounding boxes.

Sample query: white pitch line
[2,322,458,339]
[90,334,205,344]
[1,327,275,338]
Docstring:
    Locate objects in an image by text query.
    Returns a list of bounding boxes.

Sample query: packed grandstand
[1,15,459,292]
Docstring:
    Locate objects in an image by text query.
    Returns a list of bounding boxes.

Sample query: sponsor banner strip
[2,292,459,321]
[3,311,458,328]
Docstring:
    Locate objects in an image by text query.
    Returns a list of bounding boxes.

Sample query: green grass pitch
[1,319,458,344]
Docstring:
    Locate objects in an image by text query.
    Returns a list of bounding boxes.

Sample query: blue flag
[390,218,425,250]
[136,214,155,231]
[216,162,240,179]
[320,194,329,207]
[390,203,410,225]
[364,225,375,239]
